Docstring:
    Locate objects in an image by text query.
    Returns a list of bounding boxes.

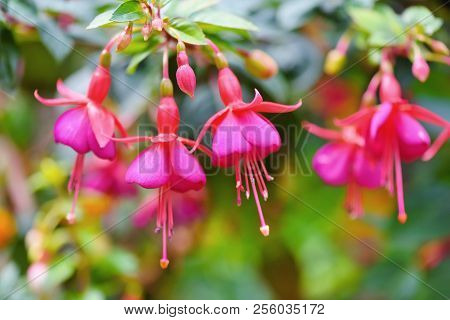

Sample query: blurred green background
[0,0,449,299]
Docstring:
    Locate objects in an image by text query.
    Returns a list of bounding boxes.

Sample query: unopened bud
[412,51,430,82]
[324,49,346,75]
[176,51,196,97]
[117,23,133,52]
[141,22,152,41]
[244,49,278,79]
[430,39,449,56]
[160,78,174,97]
[152,18,163,32]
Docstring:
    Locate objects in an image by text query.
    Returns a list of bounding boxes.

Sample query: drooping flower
[303,122,383,218]
[34,50,127,223]
[192,65,301,236]
[83,156,137,197]
[112,79,209,269]
[336,98,449,223]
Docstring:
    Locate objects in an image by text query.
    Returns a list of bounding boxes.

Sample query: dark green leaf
[166,18,206,45]
[0,26,19,90]
[111,0,145,23]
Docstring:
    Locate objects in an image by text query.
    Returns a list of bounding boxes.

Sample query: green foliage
[401,6,443,35]
[111,1,145,23]
[166,17,206,45]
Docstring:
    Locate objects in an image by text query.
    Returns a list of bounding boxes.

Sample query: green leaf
[193,10,258,32]
[110,0,145,23]
[166,18,206,45]
[165,0,219,18]
[401,6,443,35]
[37,17,74,61]
[126,36,164,74]
[348,5,405,47]
[86,9,115,29]
[0,26,19,90]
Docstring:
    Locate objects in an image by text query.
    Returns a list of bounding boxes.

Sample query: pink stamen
[66,154,84,224]
[160,189,169,269]
[258,159,273,181]
[250,159,268,201]
[303,121,342,140]
[243,162,250,199]
[246,162,269,237]
[394,146,407,224]
[167,190,174,238]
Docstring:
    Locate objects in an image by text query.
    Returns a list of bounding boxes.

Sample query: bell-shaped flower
[303,122,383,218]
[112,90,209,269]
[336,100,449,223]
[34,50,127,223]
[192,66,301,236]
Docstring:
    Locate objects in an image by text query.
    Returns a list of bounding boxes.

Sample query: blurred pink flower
[336,101,449,223]
[192,67,301,236]
[304,122,383,218]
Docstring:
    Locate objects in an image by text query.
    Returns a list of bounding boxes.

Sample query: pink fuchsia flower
[34,50,127,223]
[192,66,302,236]
[132,190,205,229]
[176,42,196,97]
[82,155,137,197]
[336,100,449,223]
[112,83,209,269]
[303,122,383,218]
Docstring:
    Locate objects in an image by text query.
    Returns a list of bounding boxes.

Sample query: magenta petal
[56,80,86,100]
[87,102,115,148]
[212,112,251,167]
[395,112,430,162]
[238,111,281,158]
[34,90,87,107]
[352,148,383,188]
[312,142,353,186]
[126,143,170,189]
[54,107,90,153]
[170,141,206,192]
[370,102,392,140]
[251,98,302,114]
[87,129,116,160]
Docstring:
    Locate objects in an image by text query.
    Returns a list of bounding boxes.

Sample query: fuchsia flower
[336,74,449,222]
[34,50,127,223]
[112,83,209,269]
[303,122,383,218]
[83,156,137,197]
[192,66,302,236]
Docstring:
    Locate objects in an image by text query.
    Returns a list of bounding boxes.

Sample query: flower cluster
[34,4,301,268]
[308,31,449,222]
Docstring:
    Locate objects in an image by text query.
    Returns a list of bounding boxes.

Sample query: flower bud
[429,39,449,56]
[412,51,430,82]
[152,18,163,32]
[176,51,196,97]
[380,72,402,103]
[141,22,152,41]
[324,49,346,75]
[157,96,180,134]
[117,23,133,52]
[244,49,278,79]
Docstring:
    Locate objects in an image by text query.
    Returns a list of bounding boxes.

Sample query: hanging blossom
[303,122,383,218]
[111,72,210,269]
[335,59,449,223]
[34,46,127,224]
[191,40,302,236]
